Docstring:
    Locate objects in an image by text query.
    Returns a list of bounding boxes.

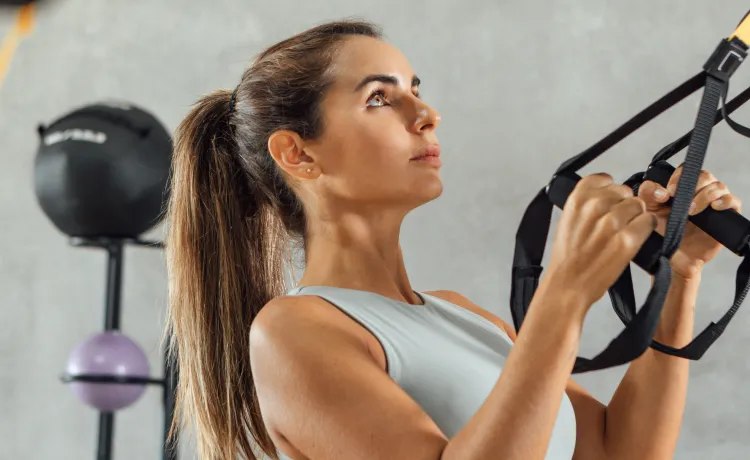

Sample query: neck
[297,210,422,305]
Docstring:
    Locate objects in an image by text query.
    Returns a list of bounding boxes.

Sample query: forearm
[603,274,699,459]
[443,280,584,460]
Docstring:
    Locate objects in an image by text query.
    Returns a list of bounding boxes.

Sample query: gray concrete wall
[2,0,750,458]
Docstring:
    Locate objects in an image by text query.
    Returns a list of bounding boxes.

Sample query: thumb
[638,180,670,210]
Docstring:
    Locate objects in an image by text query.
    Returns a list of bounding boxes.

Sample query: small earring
[305,168,312,173]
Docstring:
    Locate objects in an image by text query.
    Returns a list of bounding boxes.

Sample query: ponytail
[163,90,285,460]
[163,18,385,460]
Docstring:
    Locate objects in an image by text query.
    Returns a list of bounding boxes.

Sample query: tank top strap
[286,285,424,380]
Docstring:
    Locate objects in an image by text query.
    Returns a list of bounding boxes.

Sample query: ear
[267,130,320,180]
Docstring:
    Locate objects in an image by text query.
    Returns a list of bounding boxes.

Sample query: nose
[409,98,441,134]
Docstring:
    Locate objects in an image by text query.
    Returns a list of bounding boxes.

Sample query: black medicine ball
[33,101,173,239]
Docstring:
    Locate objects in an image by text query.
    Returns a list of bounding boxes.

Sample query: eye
[366,89,389,107]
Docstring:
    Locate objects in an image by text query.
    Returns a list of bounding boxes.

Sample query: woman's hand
[637,166,743,280]
[544,173,657,313]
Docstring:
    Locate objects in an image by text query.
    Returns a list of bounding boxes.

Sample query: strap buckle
[704,38,748,82]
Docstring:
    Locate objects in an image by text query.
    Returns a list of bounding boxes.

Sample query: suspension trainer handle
[546,165,750,275]
[644,161,750,256]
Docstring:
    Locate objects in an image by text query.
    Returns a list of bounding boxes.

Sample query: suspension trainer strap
[651,82,750,164]
[511,17,750,373]
[609,159,750,359]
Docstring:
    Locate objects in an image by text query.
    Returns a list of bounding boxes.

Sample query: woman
[163,19,742,460]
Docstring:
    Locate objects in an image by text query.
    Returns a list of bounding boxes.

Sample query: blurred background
[2,0,750,459]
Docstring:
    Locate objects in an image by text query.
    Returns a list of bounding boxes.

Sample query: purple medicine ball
[66,331,150,411]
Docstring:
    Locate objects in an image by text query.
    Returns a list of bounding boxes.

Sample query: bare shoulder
[251,294,385,369]
[251,294,361,341]
[424,290,518,340]
[250,294,375,376]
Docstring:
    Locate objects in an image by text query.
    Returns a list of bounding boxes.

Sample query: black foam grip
[644,161,750,256]
[546,171,579,209]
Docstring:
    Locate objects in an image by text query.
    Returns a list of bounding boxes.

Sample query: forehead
[329,35,415,89]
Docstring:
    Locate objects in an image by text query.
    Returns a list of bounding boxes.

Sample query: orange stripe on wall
[0,4,36,92]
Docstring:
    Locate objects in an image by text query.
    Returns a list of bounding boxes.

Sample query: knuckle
[569,185,598,211]
[581,172,613,187]
[567,188,586,210]
[598,212,619,232]
[700,170,715,181]
[569,178,588,195]
[708,185,726,199]
[630,196,647,212]
[618,231,639,251]
[586,195,609,215]
[615,184,635,198]
[570,194,590,213]
[591,172,613,181]
[576,176,592,189]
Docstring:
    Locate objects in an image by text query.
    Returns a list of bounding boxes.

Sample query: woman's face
[275,35,443,217]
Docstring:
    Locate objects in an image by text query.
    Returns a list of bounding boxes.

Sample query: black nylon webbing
[555,73,706,175]
[652,83,750,164]
[661,77,724,258]
[511,37,750,372]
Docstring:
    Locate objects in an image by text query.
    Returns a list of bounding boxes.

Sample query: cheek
[349,120,411,171]
[319,116,416,200]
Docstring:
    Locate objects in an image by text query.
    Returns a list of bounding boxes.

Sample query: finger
[578,172,615,190]
[711,193,742,213]
[601,196,648,231]
[569,173,614,214]
[586,183,635,216]
[604,183,635,202]
[666,166,717,197]
[569,177,630,218]
[666,164,683,196]
[695,169,718,193]
[690,181,728,215]
[637,180,670,209]
[614,211,658,260]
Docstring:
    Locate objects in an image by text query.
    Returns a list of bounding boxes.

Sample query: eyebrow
[353,74,421,92]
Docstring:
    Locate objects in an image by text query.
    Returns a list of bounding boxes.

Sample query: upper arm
[249,296,449,460]
[425,290,608,460]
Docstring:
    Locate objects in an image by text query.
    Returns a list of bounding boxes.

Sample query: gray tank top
[278,285,577,459]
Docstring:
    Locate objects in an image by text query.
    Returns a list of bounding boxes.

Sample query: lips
[411,144,441,160]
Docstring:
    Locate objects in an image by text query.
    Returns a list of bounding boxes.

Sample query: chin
[412,177,444,206]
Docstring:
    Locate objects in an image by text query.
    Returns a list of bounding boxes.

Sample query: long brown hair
[162,19,382,460]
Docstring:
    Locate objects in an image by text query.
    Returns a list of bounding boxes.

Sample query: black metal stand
[60,236,178,460]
